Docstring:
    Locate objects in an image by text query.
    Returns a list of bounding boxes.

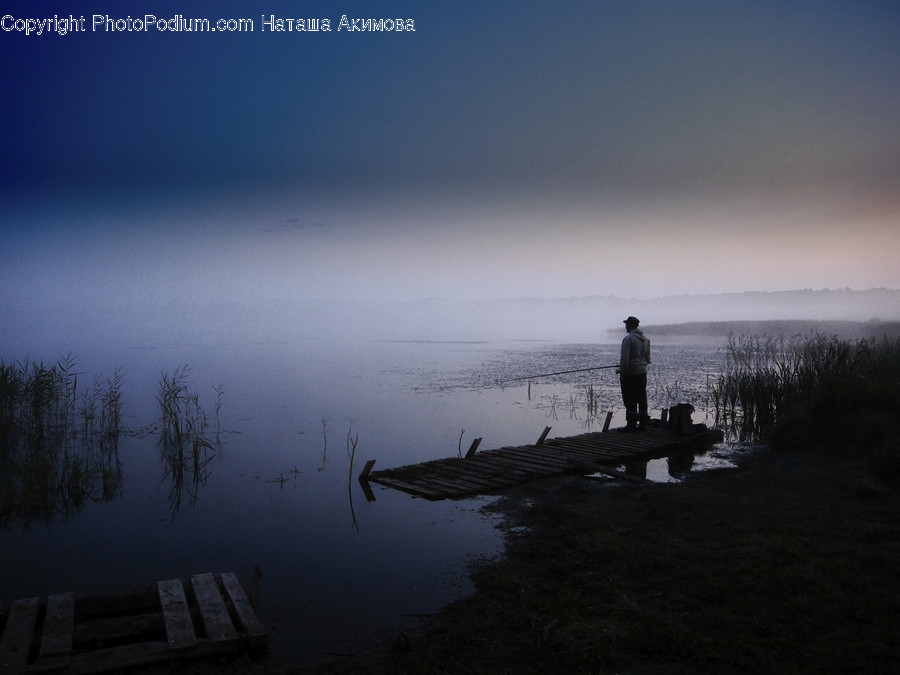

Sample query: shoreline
[287,446,900,673]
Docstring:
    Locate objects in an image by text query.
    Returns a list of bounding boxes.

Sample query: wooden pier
[361,418,724,500]
[0,572,266,675]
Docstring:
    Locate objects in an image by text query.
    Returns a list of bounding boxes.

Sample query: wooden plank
[463,454,546,480]
[377,463,492,487]
[402,477,474,499]
[39,591,75,659]
[368,424,724,499]
[190,574,238,643]
[394,475,475,496]
[467,451,546,471]
[480,456,562,476]
[441,456,511,479]
[502,445,574,462]
[415,458,495,479]
[157,579,197,650]
[74,612,165,645]
[556,444,623,461]
[424,473,504,494]
[366,475,446,499]
[555,434,625,448]
[492,447,572,470]
[358,458,376,480]
[549,440,608,455]
[9,572,266,675]
[597,439,654,453]
[0,596,39,675]
[503,443,577,460]
[477,459,557,478]
[488,458,567,476]
[464,437,482,458]
[218,573,267,645]
[375,467,480,491]
[486,448,562,467]
[552,446,608,463]
[413,472,492,494]
[424,462,510,487]
[554,442,628,459]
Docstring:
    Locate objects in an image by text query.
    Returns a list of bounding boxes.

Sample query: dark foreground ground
[158,447,900,674]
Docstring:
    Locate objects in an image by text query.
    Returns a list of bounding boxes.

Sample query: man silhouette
[617,316,651,432]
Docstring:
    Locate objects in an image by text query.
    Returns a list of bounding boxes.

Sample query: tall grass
[156,365,223,517]
[712,334,900,462]
[0,356,123,528]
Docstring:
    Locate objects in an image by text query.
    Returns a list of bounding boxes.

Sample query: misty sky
[2,0,899,315]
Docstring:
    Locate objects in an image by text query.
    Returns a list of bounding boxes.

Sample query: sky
[2,0,899,329]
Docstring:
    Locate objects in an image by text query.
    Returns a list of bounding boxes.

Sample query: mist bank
[385,288,900,342]
[3,288,898,359]
[223,287,900,343]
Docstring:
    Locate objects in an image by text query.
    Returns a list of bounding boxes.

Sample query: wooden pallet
[361,421,724,500]
[0,572,266,675]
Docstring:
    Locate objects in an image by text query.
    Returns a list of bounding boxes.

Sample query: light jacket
[620,328,651,376]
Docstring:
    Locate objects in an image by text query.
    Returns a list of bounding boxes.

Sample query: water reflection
[159,435,215,519]
[347,432,360,532]
[666,449,695,479]
[156,365,221,519]
[619,447,737,484]
[0,357,123,529]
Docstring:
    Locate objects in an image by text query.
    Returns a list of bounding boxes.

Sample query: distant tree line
[632,320,900,339]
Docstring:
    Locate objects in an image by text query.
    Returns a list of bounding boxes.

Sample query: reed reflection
[345,422,361,532]
[0,356,123,529]
[156,365,222,519]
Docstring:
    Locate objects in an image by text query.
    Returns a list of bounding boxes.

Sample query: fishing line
[496,364,619,385]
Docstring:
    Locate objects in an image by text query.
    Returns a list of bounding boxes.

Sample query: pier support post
[602,411,613,432]
[358,460,377,502]
[536,426,552,446]
[465,438,482,458]
[358,459,376,480]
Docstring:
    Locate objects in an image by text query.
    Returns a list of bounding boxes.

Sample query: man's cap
[624,316,640,326]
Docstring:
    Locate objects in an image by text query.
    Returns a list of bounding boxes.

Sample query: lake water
[0,334,730,663]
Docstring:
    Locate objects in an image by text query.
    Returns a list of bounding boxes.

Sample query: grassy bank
[283,448,899,674]
[712,334,900,471]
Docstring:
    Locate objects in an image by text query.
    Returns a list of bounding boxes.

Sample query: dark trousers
[620,373,648,427]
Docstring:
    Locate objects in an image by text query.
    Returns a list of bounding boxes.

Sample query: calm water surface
[1,336,728,662]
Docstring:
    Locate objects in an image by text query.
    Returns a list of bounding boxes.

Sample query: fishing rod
[496,364,619,385]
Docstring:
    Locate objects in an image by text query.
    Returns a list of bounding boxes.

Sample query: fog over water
[3,0,900,664]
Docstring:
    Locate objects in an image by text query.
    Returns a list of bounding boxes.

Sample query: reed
[156,365,222,518]
[0,355,123,528]
[711,334,900,457]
